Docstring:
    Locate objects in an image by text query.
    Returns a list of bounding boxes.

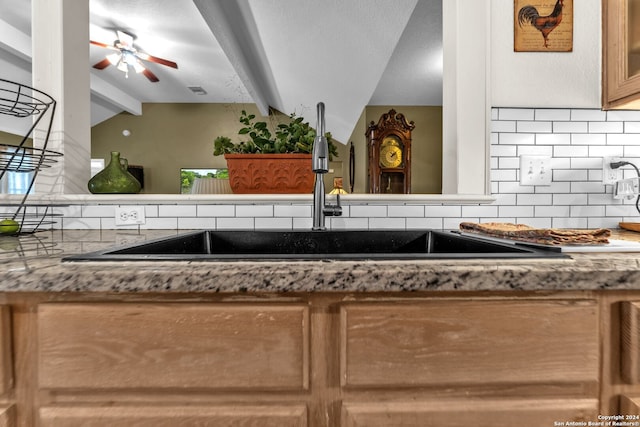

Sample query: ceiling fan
[90,30,178,82]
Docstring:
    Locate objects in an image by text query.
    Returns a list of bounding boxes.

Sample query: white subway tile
[535,109,571,121]
[82,205,115,218]
[516,194,552,206]
[571,181,607,193]
[159,205,197,217]
[553,169,588,182]
[553,121,587,133]
[553,193,588,206]
[588,146,624,157]
[369,217,406,229]
[236,205,273,217]
[216,217,254,229]
[607,110,640,121]
[274,204,311,217]
[492,169,517,182]
[498,157,520,169]
[179,217,216,230]
[350,205,387,217]
[553,217,588,228]
[571,157,602,168]
[572,109,607,121]
[197,205,235,217]
[329,217,368,230]
[536,134,570,145]
[492,193,517,205]
[255,217,293,229]
[140,217,178,230]
[424,205,461,217]
[497,181,535,194]
[491,120,516,132]
[499,206,534,217]
[588,217,620,228]
[571,133,606,146]
[518,146,553,156]
[492,145,518,157]
[293,218,313,229]
[589,121,623,133]
[461,205,498,217]
[535,205,570,217]
[387,205,424,217]
[606,204,639,217]
[535,181,571,193]
[571,205,605,217]
[406,218,443,229]
[554,145,589,157]
[499,108,534,120]
[517,121,552,133]
[498,133,535,145]
[625,122,640,133]
[588,193,619,205]
[607,134,640,145]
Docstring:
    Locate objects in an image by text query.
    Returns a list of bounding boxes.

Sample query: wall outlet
[114,206,146,226]
[603,157,623,184]
[519,155,552,186]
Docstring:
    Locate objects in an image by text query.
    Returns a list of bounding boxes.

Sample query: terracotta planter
[224,153,314,194]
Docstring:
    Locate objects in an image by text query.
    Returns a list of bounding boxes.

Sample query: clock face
[379,136,403,168]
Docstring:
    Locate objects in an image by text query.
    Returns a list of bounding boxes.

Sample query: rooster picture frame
[514,0,573,52]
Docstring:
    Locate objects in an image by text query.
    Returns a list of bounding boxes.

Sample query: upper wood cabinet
[603,0,640,108]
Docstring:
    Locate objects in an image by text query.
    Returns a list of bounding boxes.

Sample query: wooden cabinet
[603,0,640,108]
[0,292,634,425]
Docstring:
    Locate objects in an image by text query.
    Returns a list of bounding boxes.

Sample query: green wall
[91,103,441,194]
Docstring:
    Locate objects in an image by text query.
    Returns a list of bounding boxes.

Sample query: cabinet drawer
[342,398,598,427]
[340,299,598,388]
[39,405,307,427]
[38,303,309,390]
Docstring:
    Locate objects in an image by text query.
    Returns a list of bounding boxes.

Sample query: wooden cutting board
[620,222,640,233]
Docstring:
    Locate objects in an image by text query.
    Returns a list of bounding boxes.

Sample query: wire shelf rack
[0,78,64,235]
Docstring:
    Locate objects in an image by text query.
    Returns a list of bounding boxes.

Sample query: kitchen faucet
[312,102,342,230]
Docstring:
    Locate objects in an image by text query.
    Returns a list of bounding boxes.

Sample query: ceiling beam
[90,73,142,116]
[192,0,281,116]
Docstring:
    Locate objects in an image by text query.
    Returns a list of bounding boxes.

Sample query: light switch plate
[519,155,552,186]
[114,206,146,226]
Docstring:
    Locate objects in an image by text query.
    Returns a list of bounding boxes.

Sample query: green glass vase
[88,151,141,194]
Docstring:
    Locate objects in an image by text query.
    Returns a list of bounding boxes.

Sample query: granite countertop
[1,229,640,293]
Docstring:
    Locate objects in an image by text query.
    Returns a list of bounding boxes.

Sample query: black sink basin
[62,230,567,261]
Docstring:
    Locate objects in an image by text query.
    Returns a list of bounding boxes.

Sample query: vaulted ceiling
[0,0,442,143]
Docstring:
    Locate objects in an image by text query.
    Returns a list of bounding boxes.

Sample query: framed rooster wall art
[514,0,573,52]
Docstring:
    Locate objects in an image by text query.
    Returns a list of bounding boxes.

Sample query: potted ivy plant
[213,110,338,194]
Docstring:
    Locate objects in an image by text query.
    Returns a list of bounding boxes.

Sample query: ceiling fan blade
[116,30,134,48]
[92,58,112,70]
[142,68,159,82]
[137,52,178,69]
[90,40,118,50]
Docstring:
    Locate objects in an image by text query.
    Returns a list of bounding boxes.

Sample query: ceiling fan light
[117,61,128,73]
[106,52,121,66]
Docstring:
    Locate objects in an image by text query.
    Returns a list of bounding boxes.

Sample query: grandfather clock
[367,109,415,194]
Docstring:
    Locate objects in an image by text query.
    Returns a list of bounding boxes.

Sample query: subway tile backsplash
[46,108,640,230]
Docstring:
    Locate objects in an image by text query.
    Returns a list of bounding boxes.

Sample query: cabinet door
[342,399,598,427]
[39,405,306,427]
[38,303,309,391]
[603,0,640,108]
[340,299,598,388]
